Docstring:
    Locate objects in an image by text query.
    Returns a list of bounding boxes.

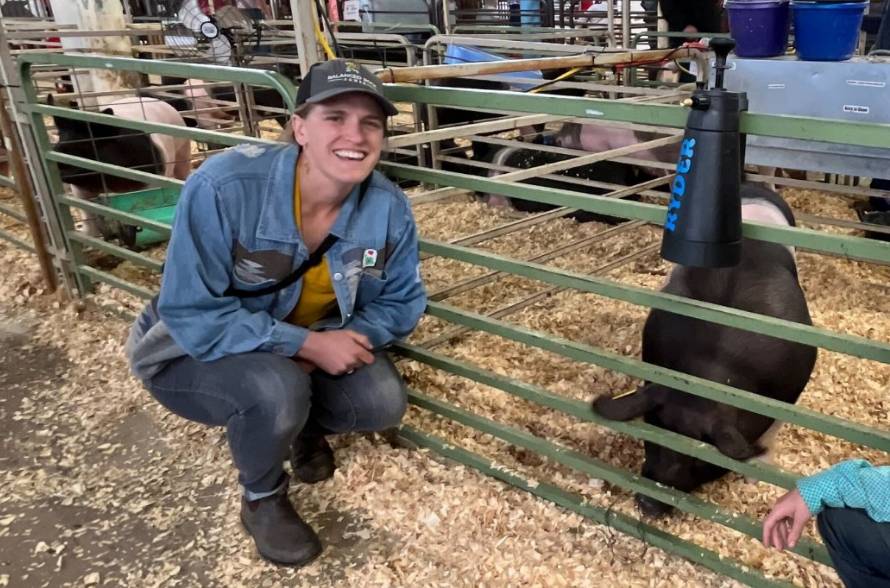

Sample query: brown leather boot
[290,435,335,484]
[240,488,322,566]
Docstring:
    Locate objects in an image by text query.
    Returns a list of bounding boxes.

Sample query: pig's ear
[52,111,88,136]
[89,109,123,138]
[593,383,667,421]
[46,94,54,106]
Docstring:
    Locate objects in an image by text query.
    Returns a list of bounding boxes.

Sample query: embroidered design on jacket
[233,144,266,158]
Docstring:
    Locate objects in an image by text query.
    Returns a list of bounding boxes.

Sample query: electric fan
[161,0,264,66]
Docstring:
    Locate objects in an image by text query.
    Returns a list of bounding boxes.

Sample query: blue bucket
[791,1,868,61]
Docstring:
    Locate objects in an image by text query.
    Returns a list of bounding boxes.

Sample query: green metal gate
[16,53,890,587]
[381,84,890,586]
[17,53,294,297]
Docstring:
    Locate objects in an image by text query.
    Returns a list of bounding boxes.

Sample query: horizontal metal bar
[428,33,607,52]
[46,151,183,190]
[799,212,890,237]
[408,388,830,566]
[5,28,163,39]
[18,53,297,112]
[0,201,26,223]
[66,232,163,273]
[420,243,658,349]
[388,113,564,149]
[0,174,16,189]
[0,227,35,253]
[57,195,172,237]
[76,265,155,300]
[419,177,666,258]
[428,221,645,302]
[434,153,671,199]
[383,162,890,266]
[419,238,890,364]
[29,103,272,148]
[427,153,890,263]
[383,85,890,149]
[744,172,890,199]
[426,301,890,453]
[383,159,654,223]
[396,343,799,488]
[398,426,795,588]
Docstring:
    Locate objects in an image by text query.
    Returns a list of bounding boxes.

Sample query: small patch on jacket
[341,243,393,271]
[232,242,292,285]
[232,144,266,158]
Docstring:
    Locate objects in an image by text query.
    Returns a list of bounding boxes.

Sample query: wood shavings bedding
[1,178,886,586]
[402,186,887,586]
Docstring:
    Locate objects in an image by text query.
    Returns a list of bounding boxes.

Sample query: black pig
[50,95,191,236]
[593,183,817,516]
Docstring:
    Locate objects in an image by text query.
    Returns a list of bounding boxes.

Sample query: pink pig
[51,96,191,235]
[554,122,678,178]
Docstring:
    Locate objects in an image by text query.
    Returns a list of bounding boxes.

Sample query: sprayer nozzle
[709,37,736,90]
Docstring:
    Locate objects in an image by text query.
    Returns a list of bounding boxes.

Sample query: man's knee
[373,354,409,425]
[355,356,408,431]
[373,377,408,429]
[238,354,311,434]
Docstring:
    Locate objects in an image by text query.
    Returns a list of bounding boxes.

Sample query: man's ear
[292,115,308,147]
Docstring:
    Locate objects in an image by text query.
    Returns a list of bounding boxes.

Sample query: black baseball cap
[295,59,398,117]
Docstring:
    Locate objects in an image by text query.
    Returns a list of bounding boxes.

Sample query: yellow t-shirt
[286,169,338,327]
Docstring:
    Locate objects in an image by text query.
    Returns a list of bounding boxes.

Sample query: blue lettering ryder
[665,138,695,232]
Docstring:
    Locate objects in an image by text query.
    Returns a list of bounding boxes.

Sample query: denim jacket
[125,143,426,381]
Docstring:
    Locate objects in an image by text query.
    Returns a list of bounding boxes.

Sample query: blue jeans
[143,351,407,499]
[818,507,890,588]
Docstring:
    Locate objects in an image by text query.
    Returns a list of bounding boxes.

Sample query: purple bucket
[726,0,791,57]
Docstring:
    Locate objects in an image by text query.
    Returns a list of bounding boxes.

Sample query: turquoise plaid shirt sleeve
[796,459,890,522]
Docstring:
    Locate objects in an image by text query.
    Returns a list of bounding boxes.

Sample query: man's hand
[762,489,812,550]
[296,330,374,376]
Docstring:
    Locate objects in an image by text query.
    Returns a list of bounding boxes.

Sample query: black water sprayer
[660,37,749,268]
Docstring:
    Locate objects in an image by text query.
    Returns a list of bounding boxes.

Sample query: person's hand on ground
[762,489,812,550]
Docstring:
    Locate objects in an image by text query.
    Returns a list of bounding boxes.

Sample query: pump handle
[709,37,735,90]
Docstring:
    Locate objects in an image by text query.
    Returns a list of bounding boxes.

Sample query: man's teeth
[334,150,365,160]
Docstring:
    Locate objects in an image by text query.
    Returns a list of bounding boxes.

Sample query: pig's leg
[484,195,511,208]
[173,137,192,180]
[70,185,102,237]
[592,383,669,421]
